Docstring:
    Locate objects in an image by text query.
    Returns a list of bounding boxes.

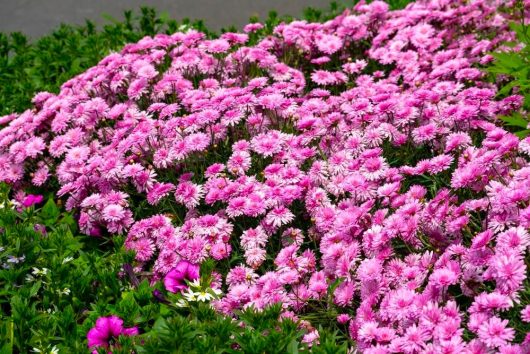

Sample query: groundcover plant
[1,0,530,352]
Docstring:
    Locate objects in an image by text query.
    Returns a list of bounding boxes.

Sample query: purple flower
[89,227,103,238]
[87,315,139,351]
[163,260,200,293]
[22,194,43,208]
[33,224,47,236]
[153,289,169,303]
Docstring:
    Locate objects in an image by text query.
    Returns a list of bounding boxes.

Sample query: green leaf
[515,129,530,139]
[287,338,299,354]
[29,280,42,297]
[152,316,169,334]
[499,113,528,128]
[39,198,60,225]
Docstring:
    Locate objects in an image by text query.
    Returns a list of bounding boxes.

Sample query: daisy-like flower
[489,251,526,293]
[32,267,48,276]
[311,70,338,85]
[244,247,267,268]
[147,182,175,205]
[196,290,215,302]
[521,305,530,322]
[183,288,198,302]
[102,204,126,222]
[175,181,204,209]
[31,345,59,354]
[251,132,283,157]
[130,238,155,262]
[316,34,342,55]
[227,150,251,175]
[361,156,388,180]
[477,317,515,348]
[241,226,268,250]
[265,206,294,228]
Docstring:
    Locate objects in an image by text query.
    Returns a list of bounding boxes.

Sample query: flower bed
[1,0,530,352]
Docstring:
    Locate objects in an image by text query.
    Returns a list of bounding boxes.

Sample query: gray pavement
[0,0,349,38]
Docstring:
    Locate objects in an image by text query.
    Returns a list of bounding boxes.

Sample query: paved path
[0,0,347,38]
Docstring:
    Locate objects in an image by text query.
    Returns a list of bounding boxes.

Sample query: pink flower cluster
[1,0,529,351]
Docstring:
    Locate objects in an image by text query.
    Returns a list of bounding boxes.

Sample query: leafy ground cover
[0,187,348,353]
[2,0,530,353]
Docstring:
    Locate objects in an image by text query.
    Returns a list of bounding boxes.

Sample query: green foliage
[486,0,530,137]
[0,185,351,352]
[137,303,350,354]
[0,7,207,116]
[0,194,132,352]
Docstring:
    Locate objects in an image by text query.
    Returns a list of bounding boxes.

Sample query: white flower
[32,345,59,354]
[175,299,188,308]
[57,288,70,295]
[62,256,74,264]
[197,291,214,302]
[212,288,223,296]
[183,289,198,302]
[188,278,201,288]
[32,267,48,276]
[179,24,191,32]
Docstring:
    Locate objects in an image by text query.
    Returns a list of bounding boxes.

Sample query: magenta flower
[22,194,43,208]
[87,315,139,352]
[33,224,47,236]
[163,260,200,293]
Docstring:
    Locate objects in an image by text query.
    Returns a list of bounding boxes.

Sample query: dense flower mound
[1,0,529,351]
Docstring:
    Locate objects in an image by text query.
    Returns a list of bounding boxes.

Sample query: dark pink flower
[163,260,200,293]
[22,194,43,208]
[87,315,139,352]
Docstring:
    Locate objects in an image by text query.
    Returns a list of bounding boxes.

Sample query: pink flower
[244,247,267,268]
[265,206,294,228]
[243,22,263,33]
[102,204,126,222]
[22,194,44,208]
[489,251,526,294]
[163,260,200,293]
[477,317,515,348]
[25,137,46,158]
[521,305,530,322]
[147,182,175,205]
[311,70,338,85]
[87,315,139,352]
[175,181,204,209]
[316,34,342,55]
[337,314,351,324]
